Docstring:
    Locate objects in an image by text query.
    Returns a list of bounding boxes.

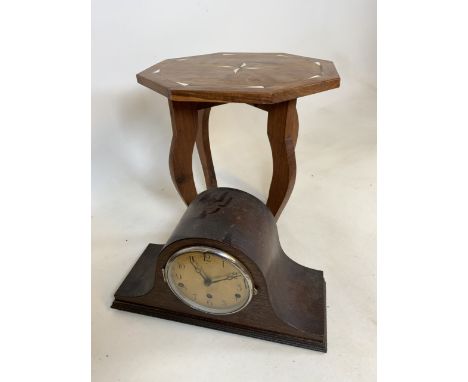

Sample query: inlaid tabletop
[137,52,340,104]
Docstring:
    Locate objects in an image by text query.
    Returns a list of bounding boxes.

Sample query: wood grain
[266,99,299,219]
[137,52,340,104]
[196,107,217,189]
[168,100,199,205]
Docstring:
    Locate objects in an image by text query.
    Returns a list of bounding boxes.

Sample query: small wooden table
[137,52,340,219]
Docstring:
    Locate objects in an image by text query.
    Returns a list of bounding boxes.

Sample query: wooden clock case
[112,187,327,352]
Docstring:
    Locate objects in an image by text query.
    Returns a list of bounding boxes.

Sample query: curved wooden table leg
[168,100,199,205]
[196,108,217,189]
[266,99,299,220]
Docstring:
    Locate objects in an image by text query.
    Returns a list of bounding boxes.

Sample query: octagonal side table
[137,52,340,219]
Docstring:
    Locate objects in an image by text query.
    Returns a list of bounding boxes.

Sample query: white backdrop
[92,1,376,381]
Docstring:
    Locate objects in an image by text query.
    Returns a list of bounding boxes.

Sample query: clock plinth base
[112,242,327,352]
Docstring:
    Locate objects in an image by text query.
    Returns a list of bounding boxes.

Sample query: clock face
[165,246,254,315]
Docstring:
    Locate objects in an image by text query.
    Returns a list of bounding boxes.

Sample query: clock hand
[210,272,241,284]
[189,257,210,283]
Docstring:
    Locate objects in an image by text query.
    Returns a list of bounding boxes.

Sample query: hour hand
[189,257,209,282]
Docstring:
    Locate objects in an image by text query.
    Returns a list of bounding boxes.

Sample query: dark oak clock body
[112,187,327,352]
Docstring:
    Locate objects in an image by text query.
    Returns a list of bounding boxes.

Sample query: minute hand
[210,272,241,284]
[189,257,210,282]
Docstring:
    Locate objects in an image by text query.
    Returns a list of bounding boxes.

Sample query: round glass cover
[165,246,254,315]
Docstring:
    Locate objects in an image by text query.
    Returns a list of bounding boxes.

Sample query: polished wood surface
[137,52,340,104]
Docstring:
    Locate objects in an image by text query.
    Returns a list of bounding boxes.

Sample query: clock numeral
[174,273,182,280]
[236,284,242,292]
[192,294,197,301]
[235,293,241,301]
[203,253,211,262]
[177,262,185,270]
[206,300,213,306]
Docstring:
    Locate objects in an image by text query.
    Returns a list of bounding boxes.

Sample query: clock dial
[165,246,254,315]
